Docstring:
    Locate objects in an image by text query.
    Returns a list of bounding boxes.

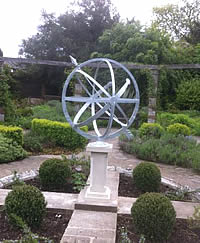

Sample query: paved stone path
[0,131,200,190]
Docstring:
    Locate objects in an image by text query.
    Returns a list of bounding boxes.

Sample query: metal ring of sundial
[62,58,140,141]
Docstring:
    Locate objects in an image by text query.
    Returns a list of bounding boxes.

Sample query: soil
[117,174,200,242]
[4,177,79,193]
[116,214,200,243]
[118,173,193,201]
[0,208,72,242]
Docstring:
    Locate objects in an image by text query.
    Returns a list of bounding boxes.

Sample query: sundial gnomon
[62,57,140,141]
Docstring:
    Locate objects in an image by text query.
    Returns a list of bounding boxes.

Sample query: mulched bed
[0,208,72,242]
[116,214,200,243]
[118,173,193,201]
[117,173,200,242]
[4,177,79,194]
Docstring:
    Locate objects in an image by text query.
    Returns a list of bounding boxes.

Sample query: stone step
[60,209,117,243]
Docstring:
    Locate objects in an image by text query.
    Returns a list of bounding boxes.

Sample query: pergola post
[148,69,159,123]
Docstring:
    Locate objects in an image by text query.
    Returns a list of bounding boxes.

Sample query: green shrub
[39,158,71,189]
[0,134,27,163]
[171,114,196,129]
[23,131,44,152]
[176,78,200,111]
[167,123,191,136]
[31,118,88,149]
[16,107,33,117]
[131,193,176,241]
[156,112,175,128]
[139,122,164,138]
[0,124,23,145]
[120,133,200,170]
[132,162,161,192]
[5,185,46,228]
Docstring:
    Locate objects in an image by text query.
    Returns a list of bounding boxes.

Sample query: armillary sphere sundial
[62,56,140,142]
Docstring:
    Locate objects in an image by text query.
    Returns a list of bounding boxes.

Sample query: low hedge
[31,118,88,149]
[0,125,23,145]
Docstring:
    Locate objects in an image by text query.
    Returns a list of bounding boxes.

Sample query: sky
[0,0,185,57]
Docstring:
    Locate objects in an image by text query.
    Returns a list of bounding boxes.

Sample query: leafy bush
[157,112,176,127]
[139,122,164,138]
[120,133,200,170]
[176,78,200,111]
[167,123,191,136]
[5,185,46,228]
[131,193,176,241]
[16,107,33,117]
[23,131,44,152]
[32,118,88,149]
[171,114,196,130]
[0,134,27,163]
[0,124,23,145]
[39,158,71,189]
[132,162,161,192]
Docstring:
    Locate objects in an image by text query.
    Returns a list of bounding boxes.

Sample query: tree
[19,0,119,61]
[0,48,3,57]
[153,0,200,44]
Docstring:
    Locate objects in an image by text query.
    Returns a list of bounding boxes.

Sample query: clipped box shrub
[31,118,88,149]
[131,193,176,241]
[0,134,27,163]
[39,158,71,189]
[167,123,191,136]
[132,162,161,192]
[0,124,23,145]
[139,122,164,138]
[5,185,46,228]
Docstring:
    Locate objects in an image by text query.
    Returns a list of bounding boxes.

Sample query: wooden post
[0,59,5,121]
[148,69,159,123]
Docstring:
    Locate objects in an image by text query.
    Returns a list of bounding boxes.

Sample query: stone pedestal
[85,141,113,199]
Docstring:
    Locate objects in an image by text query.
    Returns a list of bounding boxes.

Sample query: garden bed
[116,214,200,243]
[118,173,195,201]
[0,208,72,242]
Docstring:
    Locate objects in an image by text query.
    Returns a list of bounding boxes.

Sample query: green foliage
[157,112,200,135]
[20,0,119,61]
[157,112,175,127]
[23,131,44,153]
[5,185,46,228]
[176,78,200,111]
[3,214,53,243]
[167,123,191,136]
[153,0,200,44]
[71,172,87,192]
[132,162,161,192]
[0,124,23,145]
[188,205,200,229]
[16,107,33,117]
[139,122,164,138]
[31,118,88,149]
[0,134,27,163]
[131,193,176,241]
[10,171,25,188]
[0,66,17,122]
[39,158,71,189]
[120,133,200,171]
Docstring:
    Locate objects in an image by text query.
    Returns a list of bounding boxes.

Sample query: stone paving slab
[60,210,117,243]
[0,189,78,210]
[118,196,200,219]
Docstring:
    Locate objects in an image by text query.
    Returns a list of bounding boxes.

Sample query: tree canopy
[19,0,119,61]
[153,0,200,44]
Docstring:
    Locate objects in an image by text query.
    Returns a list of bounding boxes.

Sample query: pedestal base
[85,185,111,199]
[85,141,113,199]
